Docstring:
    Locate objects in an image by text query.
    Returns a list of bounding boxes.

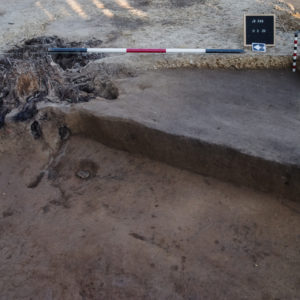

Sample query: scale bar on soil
[48,48,244,54]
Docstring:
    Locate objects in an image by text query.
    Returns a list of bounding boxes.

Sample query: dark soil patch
[0,36,119,128]
[131,0,152,7]
[8,36,104,69]
[31,120,43,139]
[59,125,71,141]
[77,159,99,179]
[112,16,148,29]
[170,0,205,8]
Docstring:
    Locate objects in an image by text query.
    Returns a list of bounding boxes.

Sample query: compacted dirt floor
[0,131,299,299]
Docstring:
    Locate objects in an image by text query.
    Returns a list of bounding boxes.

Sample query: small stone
[76,170,90,179]
[59,125,71,141]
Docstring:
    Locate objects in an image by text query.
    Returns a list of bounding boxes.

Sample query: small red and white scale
[293,31,299,72]
[48,37,300,72]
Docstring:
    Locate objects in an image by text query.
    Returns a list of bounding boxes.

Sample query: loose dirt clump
[0,36,120,128]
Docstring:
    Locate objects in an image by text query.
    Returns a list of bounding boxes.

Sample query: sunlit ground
[34,0,148,21]
[0,0,299,56]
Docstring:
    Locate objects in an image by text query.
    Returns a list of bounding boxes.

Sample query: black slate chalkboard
[244,14,275,46]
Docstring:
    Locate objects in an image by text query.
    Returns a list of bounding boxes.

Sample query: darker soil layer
[0,134,299,299]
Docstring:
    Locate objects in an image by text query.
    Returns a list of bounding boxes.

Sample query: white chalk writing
[252,19,264,24]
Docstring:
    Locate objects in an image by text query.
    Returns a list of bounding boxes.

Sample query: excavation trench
[0,38,300,201]
[1,100,300,299]
[6,101,298,201]
[0,38,300,298]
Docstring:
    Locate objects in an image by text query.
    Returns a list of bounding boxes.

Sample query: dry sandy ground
[0,1,300,299]
[0,0,299,69]
[0,125,299,299]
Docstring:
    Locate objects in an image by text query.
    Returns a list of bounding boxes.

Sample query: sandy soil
[0,126,299,299]
[0,2,300,299]
[0,0,299,69]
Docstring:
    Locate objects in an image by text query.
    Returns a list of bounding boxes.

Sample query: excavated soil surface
[0,1,300,299]
[0,35,300,299]
[0,129,299,299]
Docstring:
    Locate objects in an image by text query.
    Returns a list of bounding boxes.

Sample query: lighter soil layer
[1,0,300,69]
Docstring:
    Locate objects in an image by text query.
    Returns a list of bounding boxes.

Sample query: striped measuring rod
[48,48,244,54]
[293,32,299,72]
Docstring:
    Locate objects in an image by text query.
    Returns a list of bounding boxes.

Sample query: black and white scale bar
[48,48,244,54]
